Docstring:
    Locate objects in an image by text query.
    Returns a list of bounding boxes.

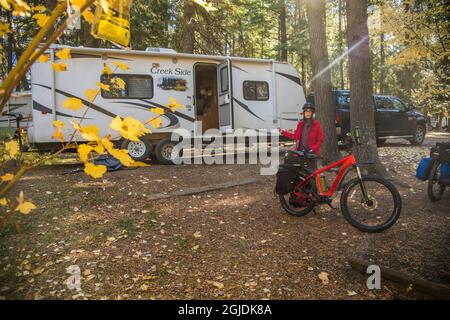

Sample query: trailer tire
[121,137,152,161]
[154,139,181,165]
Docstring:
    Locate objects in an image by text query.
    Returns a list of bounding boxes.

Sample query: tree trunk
[338,0,345,89]
[306,0,339,164]
[379,32,386,94]
[279,0,288,61]
[346,0,386,175]
[181,0,195,53]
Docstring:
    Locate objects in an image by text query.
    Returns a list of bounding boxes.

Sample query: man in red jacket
[278,102,324,157]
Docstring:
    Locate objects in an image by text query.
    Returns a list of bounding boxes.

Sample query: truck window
[391,98,406,112]
[100,74,153,99]
[243,81,269,101]
[375,97,393,110]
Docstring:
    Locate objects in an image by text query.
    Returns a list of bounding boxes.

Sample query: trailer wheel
[154,139,181,165]
[121,137,152,161]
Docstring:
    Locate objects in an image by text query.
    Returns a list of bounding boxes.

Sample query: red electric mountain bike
[278,128,402,233]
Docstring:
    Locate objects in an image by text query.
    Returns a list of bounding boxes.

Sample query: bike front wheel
[340,175,402,233]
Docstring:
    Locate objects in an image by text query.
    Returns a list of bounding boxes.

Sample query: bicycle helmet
[302,102,315,112]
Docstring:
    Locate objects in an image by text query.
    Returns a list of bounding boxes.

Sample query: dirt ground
[0,133,449,300]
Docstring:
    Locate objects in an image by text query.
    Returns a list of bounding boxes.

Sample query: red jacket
[280,119,324,156]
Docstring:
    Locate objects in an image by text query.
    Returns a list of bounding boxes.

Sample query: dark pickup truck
[307,90,427,145]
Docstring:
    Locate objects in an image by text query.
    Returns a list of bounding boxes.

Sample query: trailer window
[100,74,153,99]
[243,81,269,101]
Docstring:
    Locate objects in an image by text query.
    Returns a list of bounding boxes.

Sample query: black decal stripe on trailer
[112,101,180,128]
[232,98,264,121]
[139,99,196,123]
[33,84,117,118]
[232,65,250,74]
[32,100,92,120]
[275,72,302,86]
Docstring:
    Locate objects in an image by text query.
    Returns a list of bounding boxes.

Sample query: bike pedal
[327,203,337,210]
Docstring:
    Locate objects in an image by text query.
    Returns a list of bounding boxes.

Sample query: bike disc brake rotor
[361,196,378,211]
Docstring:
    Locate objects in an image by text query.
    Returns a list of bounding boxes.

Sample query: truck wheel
[154,139,181,165]
[410,125,426,145]
[121,137,152,161]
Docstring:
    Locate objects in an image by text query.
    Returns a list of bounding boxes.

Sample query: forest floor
[0,132,449,300]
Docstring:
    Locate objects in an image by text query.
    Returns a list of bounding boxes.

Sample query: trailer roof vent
[145,47,177,54]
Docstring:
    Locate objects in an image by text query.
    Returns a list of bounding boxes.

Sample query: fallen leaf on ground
[318,272,329,285]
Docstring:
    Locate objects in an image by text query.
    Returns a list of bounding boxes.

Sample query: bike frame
[293,154,359,198]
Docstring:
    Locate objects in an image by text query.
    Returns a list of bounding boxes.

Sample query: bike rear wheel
[279,193,314,217]
[427,160,445,202]
[340,175,401,233]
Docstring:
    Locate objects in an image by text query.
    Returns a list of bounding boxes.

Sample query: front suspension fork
[355,165,370,203]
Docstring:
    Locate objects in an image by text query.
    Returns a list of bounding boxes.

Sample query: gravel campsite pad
[0,133,449,300]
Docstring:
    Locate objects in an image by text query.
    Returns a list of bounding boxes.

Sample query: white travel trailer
[29,45,305,163]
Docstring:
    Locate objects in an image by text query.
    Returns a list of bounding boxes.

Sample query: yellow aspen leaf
[84,162,107,179]
[112,61,129,71]
[33,13,49,27]
[72,122,100,142]
[78,144,93,163]
[55,48,71,60]
[52,128,64,142]
[63,97,83,111]
[84,88,100,103]
[12,0,31,17]
[52,120,65,141]
[148,117,162,129]
[96,82,110,91]
[127,161,149,167]
[93,143,105,155]
[1,173,14,182]
[111,77,126,90]
[38,54,49,63]
[70,0,86,10]
[0,0,11,10]
[0,198,7,206]
[110,116,150,142]
[82,8,94,24]
[52,62,67,72]
[168,97,186,112]
[0,22,11,37]
[102,63,112,75]
[100,137,145,167]
[32,5,46,12]
[5,140,19,158]
[108,148,134,166]
[151,107,165,115]
[53,120,65,128]
[15,191,36,215]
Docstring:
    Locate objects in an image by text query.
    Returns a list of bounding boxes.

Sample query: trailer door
[217,59,233,133]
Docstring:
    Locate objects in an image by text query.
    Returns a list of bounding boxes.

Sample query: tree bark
[181,0,195,53]
[346,0,386,175]
[379,32,386,94]
[279,0,288,61]
[338,0,345,89]
[306,0,339,164]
